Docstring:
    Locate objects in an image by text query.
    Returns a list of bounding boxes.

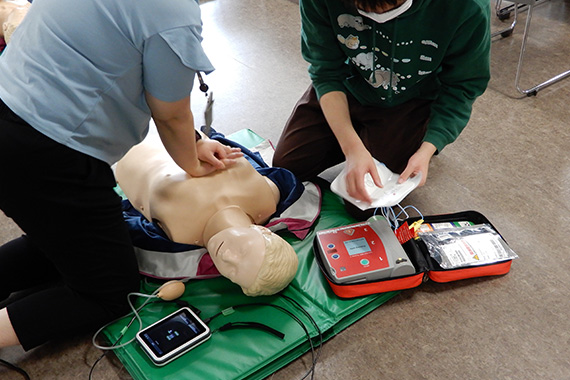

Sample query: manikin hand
[398,142,437,187]
[343,146,383,204]
[195,139,242,174]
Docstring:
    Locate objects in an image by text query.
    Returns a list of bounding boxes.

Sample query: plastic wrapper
[418,224,518,269]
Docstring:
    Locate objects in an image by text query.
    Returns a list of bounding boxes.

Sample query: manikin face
[206,225,267,289]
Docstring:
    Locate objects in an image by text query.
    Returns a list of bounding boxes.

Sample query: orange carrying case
[313,211,514,298]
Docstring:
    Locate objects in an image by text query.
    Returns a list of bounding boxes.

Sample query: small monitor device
[136,307,211,366]
[315,216,415,284]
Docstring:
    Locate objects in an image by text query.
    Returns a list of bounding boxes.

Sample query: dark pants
[0,99,140,350]
[273,85,432,179]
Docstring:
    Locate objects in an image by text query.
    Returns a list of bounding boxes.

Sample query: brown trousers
[273,85,432,180]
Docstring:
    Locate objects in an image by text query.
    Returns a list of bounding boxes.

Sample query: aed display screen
[343,237,372,256]
[140,309,207,358]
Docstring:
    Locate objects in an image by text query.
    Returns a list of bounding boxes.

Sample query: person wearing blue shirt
[0,0,240,350]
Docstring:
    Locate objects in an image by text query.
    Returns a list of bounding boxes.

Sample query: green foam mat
[103,129,398,379]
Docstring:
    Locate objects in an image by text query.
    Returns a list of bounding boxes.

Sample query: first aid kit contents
[416,220,474,233]
[314,216,416,284]
[418,224,519,269]
[330,159,421,210]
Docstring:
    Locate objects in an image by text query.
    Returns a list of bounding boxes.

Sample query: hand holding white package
[330,160,422,210]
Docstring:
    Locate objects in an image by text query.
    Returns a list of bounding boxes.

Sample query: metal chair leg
[513,2,570,96]
[492,0,570,96]
[491,2,519,39]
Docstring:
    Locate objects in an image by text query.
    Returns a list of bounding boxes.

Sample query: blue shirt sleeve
[143,33,196,102]
[143,26,214,102]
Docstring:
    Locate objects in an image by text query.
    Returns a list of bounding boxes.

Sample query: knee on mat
[271,152,287,170]
[92,278,141,316]
[272,155,317,181]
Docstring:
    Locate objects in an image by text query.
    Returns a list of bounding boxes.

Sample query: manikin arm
[145,92,241,177]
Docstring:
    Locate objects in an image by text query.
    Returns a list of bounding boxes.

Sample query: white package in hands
[330,159,421,210]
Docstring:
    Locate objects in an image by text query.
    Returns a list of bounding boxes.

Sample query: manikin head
[0,0,30,43]
[206,225,298,296]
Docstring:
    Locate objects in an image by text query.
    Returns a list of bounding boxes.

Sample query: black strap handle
[219,322,285,339]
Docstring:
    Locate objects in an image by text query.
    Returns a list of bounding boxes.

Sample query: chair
[492,0,570,96]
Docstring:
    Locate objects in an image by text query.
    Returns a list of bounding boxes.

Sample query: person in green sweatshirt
[273,0,490,212]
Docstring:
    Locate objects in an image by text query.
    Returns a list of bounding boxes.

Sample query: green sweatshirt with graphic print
[300,0,491,152]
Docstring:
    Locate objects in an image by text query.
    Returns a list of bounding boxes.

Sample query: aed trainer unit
[315,216,415,284]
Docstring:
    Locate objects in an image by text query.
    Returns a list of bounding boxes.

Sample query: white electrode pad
[330,160,421,210]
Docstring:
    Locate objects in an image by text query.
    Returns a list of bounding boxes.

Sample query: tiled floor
[1,0,569,379]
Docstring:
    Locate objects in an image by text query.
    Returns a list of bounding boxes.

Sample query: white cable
[91,278,191,351]
[91,291,158,351]
[374,204,424,231]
